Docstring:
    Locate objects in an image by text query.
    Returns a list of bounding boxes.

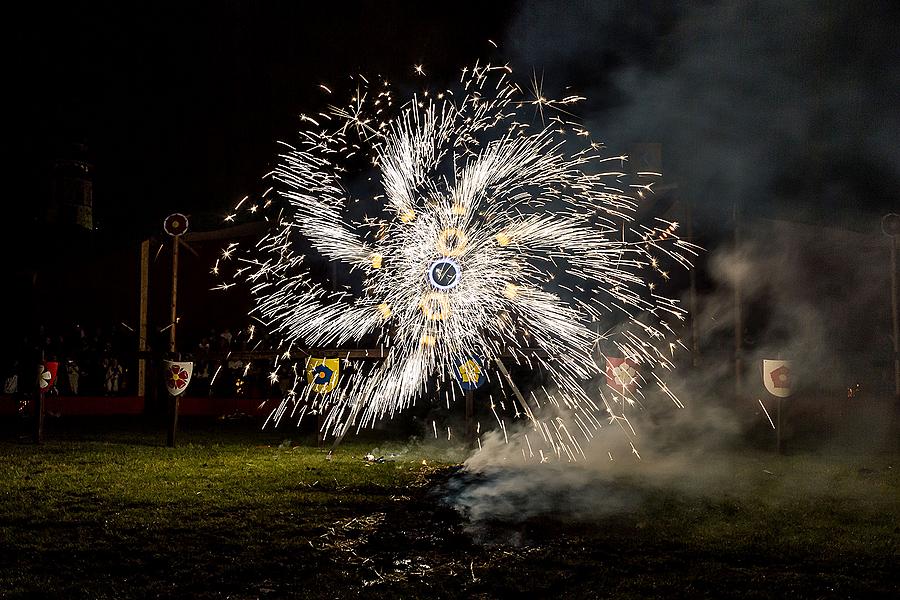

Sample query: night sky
[8,1,898,242]
[5,0,899,346]
[7,1,517,241]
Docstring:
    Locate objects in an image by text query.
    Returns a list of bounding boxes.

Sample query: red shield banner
[763,359,792,398]
[37,362,59,391]
[605,357,638,393]
[164,361,193,397]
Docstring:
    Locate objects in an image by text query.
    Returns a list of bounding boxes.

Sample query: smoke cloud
[437,1,899,533]
[505,0,900,225]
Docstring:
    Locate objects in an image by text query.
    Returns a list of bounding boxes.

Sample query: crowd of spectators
[3,323,135,398]
[2,323,285,400]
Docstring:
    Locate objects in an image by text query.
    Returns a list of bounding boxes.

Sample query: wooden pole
[687,199,699,367]
[167,236,179,448]
[889,233,900,452]
[167,393,179,448]
[34,390,45,445]
[890,233,899,403]
[326,399,361,459]
[465,388,475,440]
[495,358,529,413]
[138,239,149,397]
[776,397,782,455]
[880,215,900,449]
[34,350,45,445]
[169,237,179,354]
[733,203,743,401]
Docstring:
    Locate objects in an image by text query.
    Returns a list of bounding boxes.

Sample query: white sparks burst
[223,61,698,460]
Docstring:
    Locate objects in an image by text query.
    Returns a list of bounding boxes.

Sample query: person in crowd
[219,328,233,350]
[66,360,82,395]
[3,361,18,395]
[104,358,124,396]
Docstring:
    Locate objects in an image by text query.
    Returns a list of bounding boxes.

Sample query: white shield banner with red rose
[763,359,793,398]
[605,357,638,393]
[37,361,59,391]
[164,361,193,397]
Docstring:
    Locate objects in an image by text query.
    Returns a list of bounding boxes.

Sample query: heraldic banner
[762,359,792,398]
[307,358,339,393]
[164,361,194,397]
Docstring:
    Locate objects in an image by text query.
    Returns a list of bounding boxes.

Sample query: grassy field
[0,419,898,598]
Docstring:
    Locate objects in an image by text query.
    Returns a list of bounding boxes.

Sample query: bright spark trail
[218,60,698,461]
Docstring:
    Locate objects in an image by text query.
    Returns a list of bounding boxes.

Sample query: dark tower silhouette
[49,143,93,230]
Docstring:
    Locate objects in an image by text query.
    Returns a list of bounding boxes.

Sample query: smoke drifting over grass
[447,220,894,529]
[440,0,899,531]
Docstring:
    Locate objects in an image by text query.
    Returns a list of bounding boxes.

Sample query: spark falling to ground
[219,60,698,461]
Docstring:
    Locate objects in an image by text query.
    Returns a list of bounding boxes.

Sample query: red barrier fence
[0,395,280,417]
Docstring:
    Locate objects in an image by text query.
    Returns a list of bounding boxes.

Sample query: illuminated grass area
[0,422,897,598]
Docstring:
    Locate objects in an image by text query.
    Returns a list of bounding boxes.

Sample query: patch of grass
[0,422,465,598]
[1,420,898,598]
[460,452,900,599]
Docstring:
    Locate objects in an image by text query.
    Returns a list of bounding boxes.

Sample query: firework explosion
[218,61,697,461]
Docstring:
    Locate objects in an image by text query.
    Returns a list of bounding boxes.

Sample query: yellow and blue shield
[306,358,339,393]
[455,357,486,390]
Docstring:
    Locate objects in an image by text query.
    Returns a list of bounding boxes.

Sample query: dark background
[5,1,518,241]
[3,1,518,353]
[3,1,898,393]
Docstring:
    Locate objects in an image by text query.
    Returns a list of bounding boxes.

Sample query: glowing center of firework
[427,257,461,291]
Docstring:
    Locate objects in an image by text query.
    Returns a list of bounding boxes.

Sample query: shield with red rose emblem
[763,359,793,398]
[163,361,193,397]
[605,357,638,394]
[37,361,59,391]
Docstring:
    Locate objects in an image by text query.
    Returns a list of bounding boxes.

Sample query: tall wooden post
[686,200,699,367]
[320,262,339,448]
[169,236,179,354]
[138,239,149,397]
[888,229,900,452]
[167,236,179,448]
[34,351,45,445]
[167,393,179,447]
[776,397,783,455]
[733,203,743,401]
[881,214,900,448]
[465,389,475,440]
[890,232,899,403]
[33,390,45,445]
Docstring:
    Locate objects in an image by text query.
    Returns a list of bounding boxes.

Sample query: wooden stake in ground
[495,358,529,413]
[882,214,900,404]
[168,236,179,447]
[686,199,700,367]
[762,359,793,454]
[733,202,743,402]
[163,360,193,447]
[881,213,900,449]
[162,213,189,447]
[34,360,58,445]
[326,399,360,459]
[138,239,149,398]
[465,389,474,440]
[33,390,44,445]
